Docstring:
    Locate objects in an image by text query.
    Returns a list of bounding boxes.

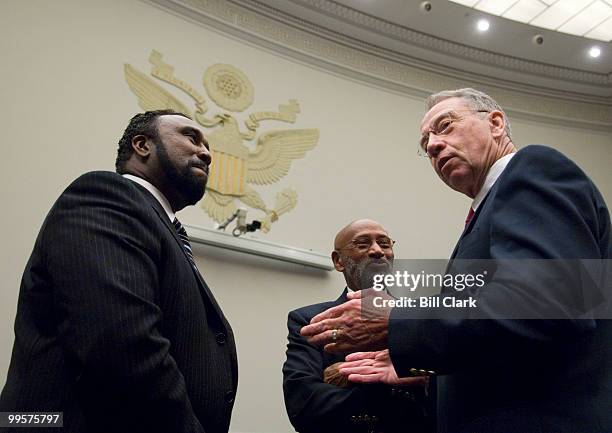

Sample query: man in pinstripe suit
[0,110,238,433]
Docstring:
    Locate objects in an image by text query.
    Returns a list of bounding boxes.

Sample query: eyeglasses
[417,109,489,158]
[337,236,396,252]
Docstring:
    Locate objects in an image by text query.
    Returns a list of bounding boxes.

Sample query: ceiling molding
[289,0,610,87]
[145,0,612,131]
[233,0,610,101]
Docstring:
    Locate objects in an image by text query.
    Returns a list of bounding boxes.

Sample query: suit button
[216,333,226,345]
[225,390,234,404]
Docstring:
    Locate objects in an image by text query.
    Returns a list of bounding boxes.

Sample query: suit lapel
[449,185,496,260]
[449,214,477,260]
[133,183,231,325]
[158,205,230,324]
[335,288,349,305]
[131,182,239,387]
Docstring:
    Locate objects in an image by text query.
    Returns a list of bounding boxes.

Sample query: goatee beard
[155,138,206,206]
[344,256,393,291]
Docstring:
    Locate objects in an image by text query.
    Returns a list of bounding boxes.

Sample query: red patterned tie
[465,207,475,228]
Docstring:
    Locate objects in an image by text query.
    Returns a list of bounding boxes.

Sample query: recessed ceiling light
[588,46,601,58]
[477,19,490,32]
[419,1,432,13]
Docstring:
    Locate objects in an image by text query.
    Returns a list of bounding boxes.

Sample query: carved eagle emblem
[124,50,319,232]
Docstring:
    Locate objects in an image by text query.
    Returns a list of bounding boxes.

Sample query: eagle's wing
[199,189,236,223]
[124,64,191,116]
[246,129,319,185]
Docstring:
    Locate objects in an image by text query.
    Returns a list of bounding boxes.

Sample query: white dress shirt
[123,174,175,222]
[471,153,515,212]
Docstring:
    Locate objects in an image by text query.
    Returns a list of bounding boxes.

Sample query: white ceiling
[328,0,610,74]
[450,0,612,41]
[248,0,610,100]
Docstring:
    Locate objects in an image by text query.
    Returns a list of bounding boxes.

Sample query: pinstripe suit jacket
[0,171,238,433]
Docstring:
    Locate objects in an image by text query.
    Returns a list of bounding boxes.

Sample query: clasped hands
[302,289,426,387]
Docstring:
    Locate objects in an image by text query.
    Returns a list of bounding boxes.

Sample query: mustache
[362,257,392,267]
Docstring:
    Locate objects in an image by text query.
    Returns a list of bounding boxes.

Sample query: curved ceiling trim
[146,0,611,130]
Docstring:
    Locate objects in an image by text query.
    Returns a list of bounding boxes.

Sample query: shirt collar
[123,174,175,222]
[472,153,515,211]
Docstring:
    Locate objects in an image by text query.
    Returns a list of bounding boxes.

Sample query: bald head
[334,219,389,250]
[332,219,394,291]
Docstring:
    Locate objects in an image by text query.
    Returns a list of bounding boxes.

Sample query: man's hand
[339,349,428,387]
[300,289,392,353]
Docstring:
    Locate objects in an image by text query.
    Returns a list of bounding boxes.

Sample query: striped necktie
[173,217,197,268]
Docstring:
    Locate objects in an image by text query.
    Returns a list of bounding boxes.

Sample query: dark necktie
[173,217,197,268]
[465,207,475,228]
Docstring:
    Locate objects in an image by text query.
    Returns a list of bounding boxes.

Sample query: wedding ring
[331,329,338,342]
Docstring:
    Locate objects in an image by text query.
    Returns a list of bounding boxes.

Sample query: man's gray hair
[426,88,512,139]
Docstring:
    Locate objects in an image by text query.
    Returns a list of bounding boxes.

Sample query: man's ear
[488,110,505,138]
[332,250,345,272]
[131,134,152,157]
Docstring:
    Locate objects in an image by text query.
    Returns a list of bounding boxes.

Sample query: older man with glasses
[301,89,611,433]
[283,219,432,433]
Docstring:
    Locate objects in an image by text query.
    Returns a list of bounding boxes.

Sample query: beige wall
[0,1,610,432]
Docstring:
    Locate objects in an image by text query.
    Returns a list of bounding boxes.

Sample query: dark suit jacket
[283,289,431,433]
[0,171,238,433]
[388,146,611,432]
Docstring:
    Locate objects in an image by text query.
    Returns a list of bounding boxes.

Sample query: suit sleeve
[388,146,611,376]
[282,308,369,432]
[42,172,205,433]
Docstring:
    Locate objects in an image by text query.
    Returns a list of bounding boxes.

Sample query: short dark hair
[115,109,189,173]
